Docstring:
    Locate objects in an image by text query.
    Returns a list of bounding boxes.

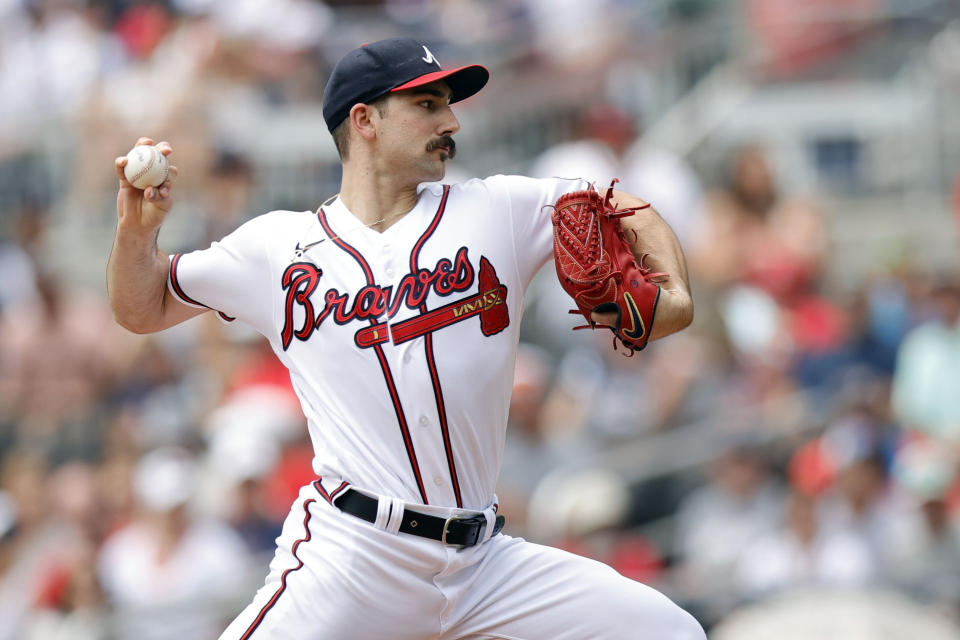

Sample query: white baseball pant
[220,481,706,640]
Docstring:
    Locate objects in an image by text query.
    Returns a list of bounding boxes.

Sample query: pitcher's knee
[673,607,707,640]
[606,576,705,639]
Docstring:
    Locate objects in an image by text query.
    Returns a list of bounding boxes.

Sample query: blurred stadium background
[1,0,960,638]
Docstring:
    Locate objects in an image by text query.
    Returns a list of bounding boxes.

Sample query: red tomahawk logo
[355,257,509,348]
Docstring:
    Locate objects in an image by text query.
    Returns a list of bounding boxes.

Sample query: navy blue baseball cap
[322,37,489,132]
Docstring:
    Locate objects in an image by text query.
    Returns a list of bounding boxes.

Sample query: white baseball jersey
[170,174,707,640]
[168,175,587,511]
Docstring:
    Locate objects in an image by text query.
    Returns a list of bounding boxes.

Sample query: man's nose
[440,110,460,136]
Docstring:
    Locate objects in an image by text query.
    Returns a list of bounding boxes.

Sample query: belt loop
[373,496,391,530]
[375,496,405,535]
[479,508,497,544]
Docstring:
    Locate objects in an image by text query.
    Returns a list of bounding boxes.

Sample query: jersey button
[433,476,444,486]
[385,267,395,278]
[419,415,429,426]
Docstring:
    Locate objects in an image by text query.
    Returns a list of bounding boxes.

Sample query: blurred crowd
[2,0,960,638]
[514,119,960,630]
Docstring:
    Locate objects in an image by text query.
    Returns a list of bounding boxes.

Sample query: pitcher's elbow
[112,310,154,334]
[680,297,694,330]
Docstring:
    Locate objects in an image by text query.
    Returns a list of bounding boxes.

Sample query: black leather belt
[334,488,505,548]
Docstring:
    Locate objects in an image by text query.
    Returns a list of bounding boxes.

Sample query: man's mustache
[426,136,456,159]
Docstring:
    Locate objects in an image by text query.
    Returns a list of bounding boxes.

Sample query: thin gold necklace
[292,194,407,259]
[321,192,409,230]
[293,191,410,260]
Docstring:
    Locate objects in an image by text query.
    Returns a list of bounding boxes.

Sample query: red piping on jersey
[169,253,236,322]
[409,185,463,508]
[317,206,429,505]
[314,478,349,504]
[330,482,349,502]
[169,253,205,306]
[373,346,430,502]
[239,497,315,639]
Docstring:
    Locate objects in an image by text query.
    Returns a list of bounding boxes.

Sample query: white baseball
[123,145,170,190]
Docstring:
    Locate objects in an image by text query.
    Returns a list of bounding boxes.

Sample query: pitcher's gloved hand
[551,180,664,353]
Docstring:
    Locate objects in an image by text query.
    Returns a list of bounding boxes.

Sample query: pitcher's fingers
[115,156,132,185]
[156,141,172,155]
[145,185,173,210]
[166,165,179,182]
[136,137,155,147]
[146,184,171,199]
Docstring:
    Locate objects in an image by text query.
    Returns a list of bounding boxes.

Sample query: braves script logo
[280,247,509,350]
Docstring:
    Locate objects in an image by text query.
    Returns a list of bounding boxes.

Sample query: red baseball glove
[551,180,663,353]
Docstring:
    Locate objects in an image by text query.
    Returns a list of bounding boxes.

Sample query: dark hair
[331,96,390,161]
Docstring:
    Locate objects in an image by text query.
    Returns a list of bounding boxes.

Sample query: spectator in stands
[97,447,254,640]
[524,0,632,71]
[531,103,704,246]
[886,438,960,610]
[496,343,571,535]
[690,144,841,410]
[814,412,904,560]
[525,467,662,587]
[892,275,960,445]
[735,490,877,599]
[0,273,126,462]
[690,144,827,305]
[197,150,256,247]
[0,0,106,156]
[24,540,108,640]
[0,453,91,640]
[0,226,38,317]
[539,332,715,450]
[674,440,785,618]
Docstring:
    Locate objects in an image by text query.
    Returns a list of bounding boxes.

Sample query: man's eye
[420,101,434,109]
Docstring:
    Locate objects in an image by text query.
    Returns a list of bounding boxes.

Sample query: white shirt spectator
[98,518,253,640]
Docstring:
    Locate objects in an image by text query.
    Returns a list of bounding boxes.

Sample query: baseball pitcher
[107,37,703,640]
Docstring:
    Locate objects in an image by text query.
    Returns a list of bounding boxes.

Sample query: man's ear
[349,103,377,142]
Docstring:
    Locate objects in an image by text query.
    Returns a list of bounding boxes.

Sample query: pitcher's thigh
[450,536,705,640]
[220,497,443,640]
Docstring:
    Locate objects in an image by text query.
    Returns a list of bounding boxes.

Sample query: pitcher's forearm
[107,225,172,333]
[611,189,693,338]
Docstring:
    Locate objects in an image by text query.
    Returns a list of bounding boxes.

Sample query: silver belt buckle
[441,516,462,547]
[441,514,485,547]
